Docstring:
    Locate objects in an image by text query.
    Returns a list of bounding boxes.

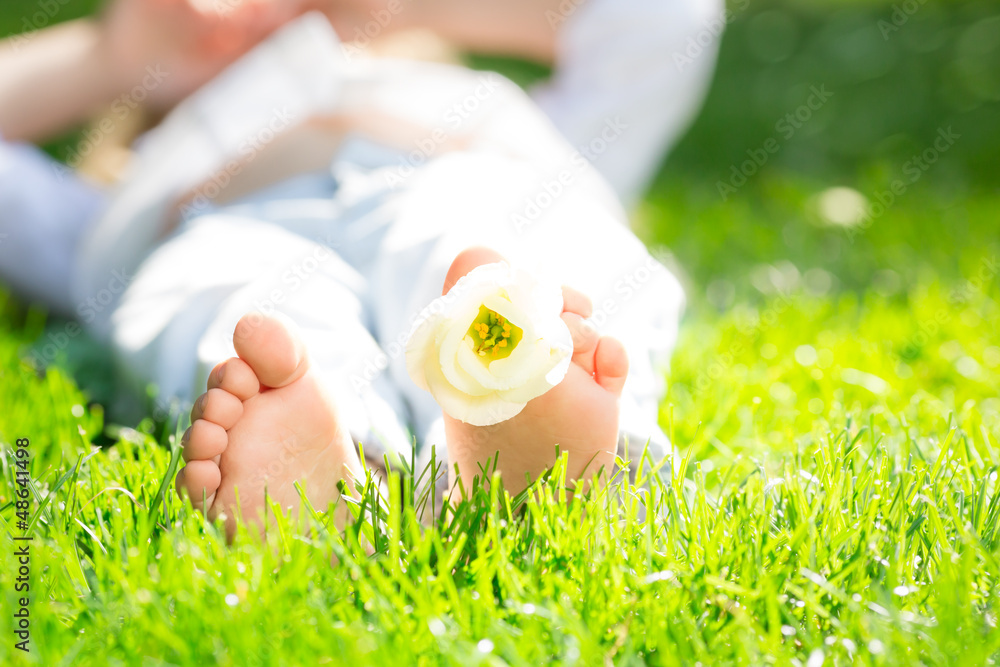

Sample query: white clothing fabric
[0,141,104,315]
[533,0,724,206]
[0,15,685,481]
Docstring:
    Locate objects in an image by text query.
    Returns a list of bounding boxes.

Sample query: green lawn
[3,1,1000,665]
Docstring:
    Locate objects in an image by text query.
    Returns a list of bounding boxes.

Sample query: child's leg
[175,311,363,537]
[111,214,411,460]
[342,65,683,485]
[436,245,631,496]
[369,151,684,493]
[110,214,410,532]
[0,139,105,313]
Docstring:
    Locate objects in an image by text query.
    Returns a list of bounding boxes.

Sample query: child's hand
[99,0,310,109]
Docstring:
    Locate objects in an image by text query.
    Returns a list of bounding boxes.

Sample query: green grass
[3,0,1000,664]
[1,219,999,665]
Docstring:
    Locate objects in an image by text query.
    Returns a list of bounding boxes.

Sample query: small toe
[182,419,229,462]
[562,312,599,375]
[561,286,593,318]
[233,312,309,389]
[191,388,244,430]
[208,358,260,401]
[593,336,629,396]
[176,460,221,511]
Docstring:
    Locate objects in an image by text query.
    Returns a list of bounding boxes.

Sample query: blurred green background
[649,0,999,303]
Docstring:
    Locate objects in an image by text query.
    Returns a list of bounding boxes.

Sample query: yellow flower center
[467,305,523,361]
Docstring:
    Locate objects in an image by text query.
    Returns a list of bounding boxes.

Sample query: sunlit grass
[2,0,1000,663]
[1,172,998,664]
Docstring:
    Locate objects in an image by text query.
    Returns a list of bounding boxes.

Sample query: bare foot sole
[442,247,628,497]
[175,312,363,537]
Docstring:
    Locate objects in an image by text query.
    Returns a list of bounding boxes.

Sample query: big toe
[443,246,505,295]
[233,312,309,389]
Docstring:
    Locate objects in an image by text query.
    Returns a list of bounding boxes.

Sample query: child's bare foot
[174,313,362,537]
[441,248,628,497]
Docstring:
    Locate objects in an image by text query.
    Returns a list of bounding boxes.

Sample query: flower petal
[405,313,440,392]
[424,352,526,426]
[405,260,574,426]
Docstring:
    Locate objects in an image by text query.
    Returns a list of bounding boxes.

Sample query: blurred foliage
[666,0,1000,187]
[646,0,999,307]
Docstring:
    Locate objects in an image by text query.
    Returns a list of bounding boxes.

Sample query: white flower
[406,262,573,426]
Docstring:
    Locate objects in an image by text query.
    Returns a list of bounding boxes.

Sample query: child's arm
[0,0,308,144]
[324,0,565,62]
[0,20,121,143]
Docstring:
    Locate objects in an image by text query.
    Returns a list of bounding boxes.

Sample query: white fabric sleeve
[0,137,105,314]
[531,0,725,207]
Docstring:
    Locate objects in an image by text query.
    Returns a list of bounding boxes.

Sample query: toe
[176,460,221,511]
[562,312,599,375]
[593,336,629,396]
[191,388,244,430]
[207,358,260,401]
[232,312,309,389]
[443,246,505,295]
[561,286,593,318]
[182,419,229,462]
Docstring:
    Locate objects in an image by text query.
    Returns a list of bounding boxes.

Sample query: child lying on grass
[0,5,692,533]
